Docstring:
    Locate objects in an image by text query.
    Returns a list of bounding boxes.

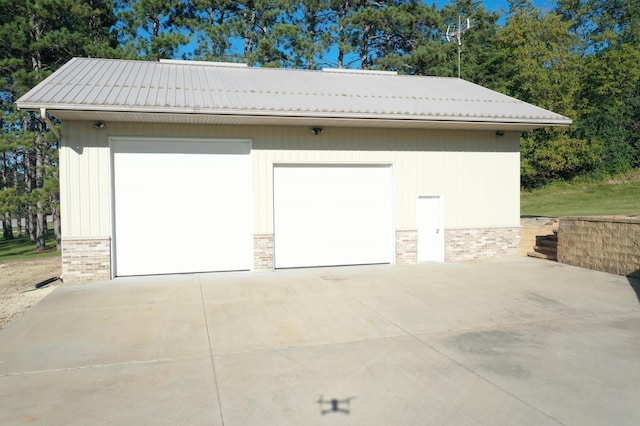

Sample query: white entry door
[112,138,252,276]
[417,195,444,262]
[274,165,393,268]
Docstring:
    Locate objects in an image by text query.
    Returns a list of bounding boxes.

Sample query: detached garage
[17,58,571,282]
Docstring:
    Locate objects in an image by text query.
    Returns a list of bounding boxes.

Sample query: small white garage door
[112,138,251,276]
[274,165,393,268]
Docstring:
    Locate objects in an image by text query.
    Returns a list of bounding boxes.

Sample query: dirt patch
[0,257,62,330]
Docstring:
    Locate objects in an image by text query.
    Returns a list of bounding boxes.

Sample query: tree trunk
[12,150,21,237]
[306,11,318,70]
[16,212,22,237]
[2,213,13,239]
[23,142,36,241]
[36,208,46,250]
[50,192,61,250]
[243,7,257,60]
[0,152,12,239]
[27,208,36,242]
[337,23,345,68]
[35,132,46,250]
[360,24,371,70]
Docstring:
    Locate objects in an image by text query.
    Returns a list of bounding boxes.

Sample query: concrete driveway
[1,258,639,425]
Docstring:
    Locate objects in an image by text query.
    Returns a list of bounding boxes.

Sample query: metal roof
[16,57,572,130]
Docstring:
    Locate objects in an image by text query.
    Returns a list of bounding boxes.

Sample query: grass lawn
[521,175,640,217]
[0,229,60,261]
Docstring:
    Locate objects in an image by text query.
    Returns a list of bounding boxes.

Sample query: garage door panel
[274,165,393,269]
[113,139,251,276]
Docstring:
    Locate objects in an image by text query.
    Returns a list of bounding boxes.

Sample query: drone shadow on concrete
[317,395,356,415]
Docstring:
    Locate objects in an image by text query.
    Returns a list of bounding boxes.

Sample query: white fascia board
[17,102,572,128]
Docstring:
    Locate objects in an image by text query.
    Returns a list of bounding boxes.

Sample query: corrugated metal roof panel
[17,57,572,128]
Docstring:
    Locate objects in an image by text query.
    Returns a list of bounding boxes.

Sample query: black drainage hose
[35,276,60,289]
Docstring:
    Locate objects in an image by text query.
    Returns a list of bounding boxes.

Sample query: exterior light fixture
[495,131,504,137]
[93,122,105,129]
[310,127,323,135]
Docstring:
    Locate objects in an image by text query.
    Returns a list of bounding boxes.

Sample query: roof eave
[17,103,572,130]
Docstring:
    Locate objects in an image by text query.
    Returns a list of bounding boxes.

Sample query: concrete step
[536,238,558,248]
[533,245,558,256]
[527,251,557,261]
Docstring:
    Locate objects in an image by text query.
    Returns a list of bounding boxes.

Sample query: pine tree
[234,0,300,67]
[0,0,118,248]
[290,0,334,69]
[180,0,240,61]
[116,0,188,60]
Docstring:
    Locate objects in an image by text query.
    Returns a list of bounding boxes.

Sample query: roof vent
[322,68,397,76]
[159,59,248,68]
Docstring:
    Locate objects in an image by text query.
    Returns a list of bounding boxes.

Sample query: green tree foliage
[181,0,300,67]
[495,0,579,116]
[555,0,640,177]
[320,0,440,72]
[493,0,597,187]
[520,133,603,188]
[179,0,442,70]
[180,0,240,61]
[233,0,300,67]
[0,0,118,247]
[353,0,440,72]
[116,0,188,60]
[289,0,334,69]
[576,45,640,174]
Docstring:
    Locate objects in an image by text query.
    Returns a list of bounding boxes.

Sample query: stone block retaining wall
[557,217,640,278]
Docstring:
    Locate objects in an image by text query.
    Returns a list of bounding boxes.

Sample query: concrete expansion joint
[197,275,226,426]
[339,288,409,333]
[0,355,209,378]
[208,333,409,357]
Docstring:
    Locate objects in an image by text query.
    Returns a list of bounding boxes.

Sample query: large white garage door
[112,139,251,276]
[274,165,393,268]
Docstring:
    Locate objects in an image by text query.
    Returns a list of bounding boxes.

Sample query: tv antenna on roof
[446,16,471,79]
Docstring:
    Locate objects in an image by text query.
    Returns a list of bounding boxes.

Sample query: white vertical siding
[60,121,112,237]
[60,121,520,239]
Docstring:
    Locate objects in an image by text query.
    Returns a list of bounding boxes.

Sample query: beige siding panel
[250,127,520,233]
[61,122,519,238]
[60,121,111,237]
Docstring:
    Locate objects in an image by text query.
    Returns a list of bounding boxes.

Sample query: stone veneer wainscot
[62,238,111,282]
[445,227,521,261]
[253,233,274,271]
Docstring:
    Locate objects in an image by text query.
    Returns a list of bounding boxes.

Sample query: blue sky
[435,0,557,13]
